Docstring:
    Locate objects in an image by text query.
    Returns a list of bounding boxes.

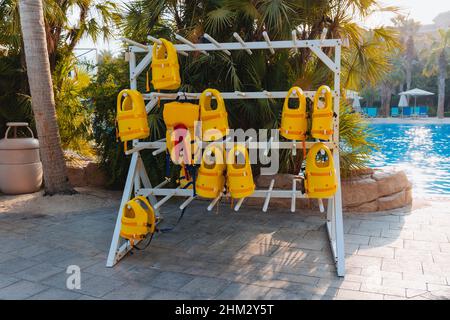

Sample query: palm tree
[1,0,121,72]
[423,29,450,119]
[18,0,73,194]
[391,15,421,92]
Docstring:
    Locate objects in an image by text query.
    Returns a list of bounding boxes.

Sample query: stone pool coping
[367,117,450,125]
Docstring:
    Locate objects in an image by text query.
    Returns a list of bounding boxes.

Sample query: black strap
[158,207,187,233]
[132,232,155,251]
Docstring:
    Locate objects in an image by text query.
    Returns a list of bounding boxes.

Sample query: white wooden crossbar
[107,32,346,277]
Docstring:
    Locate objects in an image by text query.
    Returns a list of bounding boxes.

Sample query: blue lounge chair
[419,106,428,117]
[402,106,412,117]
[367,107,378,118]
[391,107,399,117]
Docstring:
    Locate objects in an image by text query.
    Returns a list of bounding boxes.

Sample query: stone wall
[67,162,107,188]
[249,170,412,213]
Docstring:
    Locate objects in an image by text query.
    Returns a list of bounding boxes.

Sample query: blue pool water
[368,123,450,195]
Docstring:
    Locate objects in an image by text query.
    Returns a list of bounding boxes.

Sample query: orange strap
[280,128,306,136]
[198,171,221,177]
[122,221,148,227]
[311,186,336,192]
[312,112,333,118]
[119,128,149,139]
[120,232,146,240]
[311,129,333,135]
[309,171,333,177]
[152,62,177,68]
[283,113,306,119]
[117,113,147,121]
[196,185,217,192]
[201,112,226,121]
[230,186,254,194]
[227,172,248,177]
[152,76,176,83]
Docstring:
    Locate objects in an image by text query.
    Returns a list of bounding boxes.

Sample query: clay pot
[0,122,43,194]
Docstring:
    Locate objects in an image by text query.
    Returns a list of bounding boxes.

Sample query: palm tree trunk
[380,83,392,117]
[18,0,74,195]
[437,50,447,119]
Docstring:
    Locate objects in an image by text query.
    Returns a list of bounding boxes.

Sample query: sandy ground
[0,187,121,215]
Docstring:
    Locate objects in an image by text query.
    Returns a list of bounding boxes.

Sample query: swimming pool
[368,123,450,196]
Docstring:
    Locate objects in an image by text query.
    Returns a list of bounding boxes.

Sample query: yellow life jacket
[151,39,181,90]
[199,89,229,141]
[226,145,255,199]
[196,144,226,198]
[280,86,307,141]
[305,143,337,198]
[120,196,156,245]
[163,101,200,164]
[116,89,150,150]
[311,85,334,141]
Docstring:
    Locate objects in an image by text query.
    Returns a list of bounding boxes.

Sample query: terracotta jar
[0,122,43,194]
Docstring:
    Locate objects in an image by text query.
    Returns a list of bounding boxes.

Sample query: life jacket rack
[108,31,346,277]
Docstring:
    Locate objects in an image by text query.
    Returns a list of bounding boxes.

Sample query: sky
[75,0,450,61]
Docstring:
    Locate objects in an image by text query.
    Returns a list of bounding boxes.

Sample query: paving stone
[0,257,40,274]
[357,245,395,259]
[13,244,56,259]
[382,278,427,291]
[84,260,135,278]
[264,288,312,300]
[360,282,406,297]
[345,255,382,268]
[13,262,64,282]
[360,266,402,280]
[403,273,447,285]
[368,237,404,248]
[335,289,383,300]
[0,239,32,254]
[145,289,205,300]
[238,242,281,257]
[179,276,230,297]
[77,274,125,298]
[348,227,382,237]
[28,287,82,300]
[0,274,19,289]
[149,271,195,290]
[394,248,434,262]
[103,283,161,300]
[31,247,79,264]
[0,280,48,300]
[404,240,441,251]
[344,234,370,245]
[317,278,361,291]
[0,253,16,264]
[381,229,414,240]
[406,289,429,298]
[413,231,448,242]
[288,238,327,251]
[382,259,423,274]
[216,283,271,299]
[41,270,95,290]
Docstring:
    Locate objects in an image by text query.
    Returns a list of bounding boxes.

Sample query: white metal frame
[107,31,346,276]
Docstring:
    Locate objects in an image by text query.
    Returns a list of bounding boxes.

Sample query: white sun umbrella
[352,96,361,112]
[399,88,435,115]
[398,94,408,117]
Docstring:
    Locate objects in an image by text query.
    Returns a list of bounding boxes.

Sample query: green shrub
[87,53,169,188]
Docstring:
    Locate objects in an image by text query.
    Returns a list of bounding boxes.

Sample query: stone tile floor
[1,197,450,300]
